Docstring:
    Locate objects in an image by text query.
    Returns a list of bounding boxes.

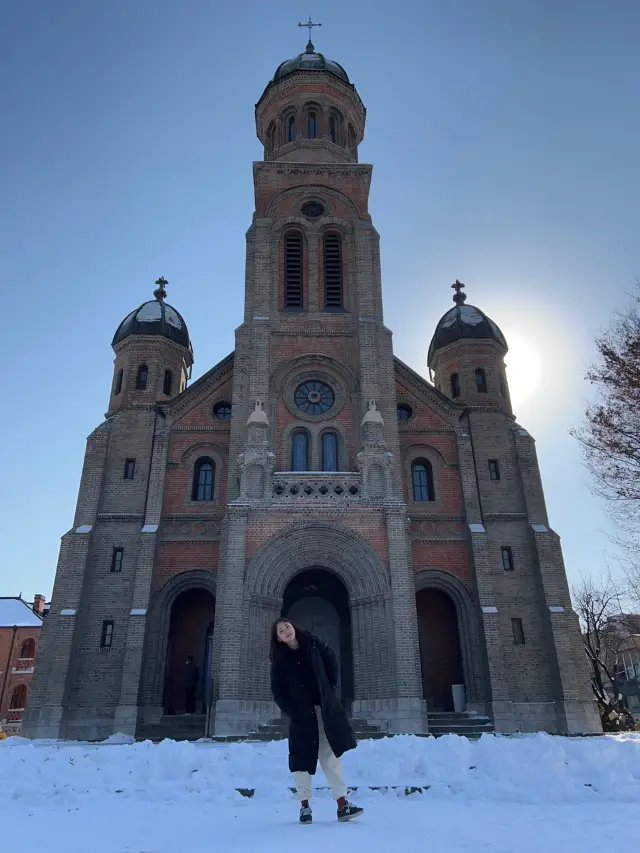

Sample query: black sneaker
[299,805,312,825]
[337,801,364,822]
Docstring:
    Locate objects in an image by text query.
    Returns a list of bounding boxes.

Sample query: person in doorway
[184,655,199,715]
[270,617,363,825]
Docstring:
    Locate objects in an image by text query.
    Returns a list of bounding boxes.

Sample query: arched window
[411,458,435,502]
[284,231,304,309]
[323,233,343,309]
[267,122,276,151]
[115,369,123,395]
[192,457,215,501]
[163,369,173,396]
[348,123,356,151]
[321,431,339,472]
[287,114,296,142]
[475,368,488,393]
[136,365,148,391]
[10,684,27,709]
[451,373,461,398]
[19,638,35,658]
[307,110,317,139]
[291,430,310,472]
[329,116,337,144]
[499,372,507,398]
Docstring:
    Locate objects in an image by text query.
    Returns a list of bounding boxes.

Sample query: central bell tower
[212,34,426,736]
[226,34,402,490]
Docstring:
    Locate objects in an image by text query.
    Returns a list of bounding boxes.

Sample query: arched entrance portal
[164,588,215,715]
[416,588,464,711]
[283,569,354,703]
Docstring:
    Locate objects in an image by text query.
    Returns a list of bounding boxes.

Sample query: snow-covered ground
[2,732,639,852]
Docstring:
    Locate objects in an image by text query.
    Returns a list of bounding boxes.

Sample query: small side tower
[428,280,512,416]
[23,278,194,741]
[427,280,600,735]
[108,277,193,416]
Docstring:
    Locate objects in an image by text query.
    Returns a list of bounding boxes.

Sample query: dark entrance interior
[164,588,215,715]
[416,588,464,711]
[283,568,354,704]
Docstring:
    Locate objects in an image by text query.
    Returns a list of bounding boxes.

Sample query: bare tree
[571,282,640,603]
[572,575,637,729]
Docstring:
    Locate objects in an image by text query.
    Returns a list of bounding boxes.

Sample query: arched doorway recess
[416,587,464,711]
[164,588,215,714]
[283,568,354,703]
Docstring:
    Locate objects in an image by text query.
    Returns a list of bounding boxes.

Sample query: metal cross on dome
[298,16,322,46]
[451,279,467,305]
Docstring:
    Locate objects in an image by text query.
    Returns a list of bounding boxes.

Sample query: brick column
[115,422,170,735]
[456,422,515,730]
[212,504,250,735]
[22,423,111,739]
[384,504,426,733]
[514,429,601,733]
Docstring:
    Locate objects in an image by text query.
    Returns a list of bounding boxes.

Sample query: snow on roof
[0,598,44,628]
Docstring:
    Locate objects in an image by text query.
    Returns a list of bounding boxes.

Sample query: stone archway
[239,523,392,703]
[414,569,486,707]
[284,568,354,702]
[141,571,217,713]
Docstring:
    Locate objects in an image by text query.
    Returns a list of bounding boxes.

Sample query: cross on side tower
[298,15,322,48]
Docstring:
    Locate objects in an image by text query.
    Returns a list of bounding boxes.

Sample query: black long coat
[270,631,357,774]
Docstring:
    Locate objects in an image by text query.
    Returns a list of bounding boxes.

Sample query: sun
[504,333,544,409]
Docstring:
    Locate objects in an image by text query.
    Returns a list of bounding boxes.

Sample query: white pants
[294,706,348,801]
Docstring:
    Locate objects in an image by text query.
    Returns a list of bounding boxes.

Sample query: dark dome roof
[112,278,191,350]
[428,283,507,365]
[273,41,349,83]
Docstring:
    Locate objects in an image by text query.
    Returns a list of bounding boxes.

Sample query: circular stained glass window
[397,403,413,422]
[213,401,232,420]
[294,380,335,415]
[301,200,325,219]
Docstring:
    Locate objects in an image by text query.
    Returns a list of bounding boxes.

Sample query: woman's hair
[269,616,304,662]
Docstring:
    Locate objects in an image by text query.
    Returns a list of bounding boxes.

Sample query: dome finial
[153,276,168,301]
[451,279,467,306]
[298,15,321,52]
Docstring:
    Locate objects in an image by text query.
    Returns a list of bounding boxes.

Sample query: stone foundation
[351,697,428,734]
[211,699,279,736]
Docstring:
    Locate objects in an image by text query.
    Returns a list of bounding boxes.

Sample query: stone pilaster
[115,420,170,735]
[456,418,516,730]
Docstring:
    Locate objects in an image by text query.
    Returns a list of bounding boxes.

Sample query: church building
[24,38,600,741]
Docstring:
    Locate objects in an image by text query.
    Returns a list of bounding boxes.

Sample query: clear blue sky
[2,1,638,599]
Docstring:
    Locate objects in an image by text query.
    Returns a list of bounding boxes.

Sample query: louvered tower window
[284,232,303,309]
[323,233,343,309]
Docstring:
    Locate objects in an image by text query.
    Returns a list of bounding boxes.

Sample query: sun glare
[504,332,544,409]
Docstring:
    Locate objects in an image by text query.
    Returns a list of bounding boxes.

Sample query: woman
[270,617,364,825]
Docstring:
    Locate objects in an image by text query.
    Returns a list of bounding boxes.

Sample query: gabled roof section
[0,597,44,628]
[394,356,459,427]
[162,352,234,423]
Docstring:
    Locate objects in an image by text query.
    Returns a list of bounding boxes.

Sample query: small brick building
[0,596,46,734]
[24,41,600,741]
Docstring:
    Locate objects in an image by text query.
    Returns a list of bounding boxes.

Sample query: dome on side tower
[428,280,507,366]
[112,277,191,351]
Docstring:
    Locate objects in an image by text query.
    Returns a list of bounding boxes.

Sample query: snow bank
[2,733,639,808]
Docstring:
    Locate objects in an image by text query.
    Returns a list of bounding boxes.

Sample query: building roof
[272,41,350,83]
[428,281,508,365]
[112,278,191,351]
[0,598,44,628]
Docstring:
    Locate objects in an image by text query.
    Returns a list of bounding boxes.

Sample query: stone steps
[427,711,494,737]
[136,711,494,743]
[137,714,207,743]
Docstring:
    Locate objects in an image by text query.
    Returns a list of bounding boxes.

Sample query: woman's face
[276,621,296,645]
